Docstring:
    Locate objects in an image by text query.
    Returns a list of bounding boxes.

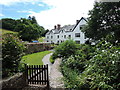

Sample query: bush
[52,39,79,59]
[2,33,25,78]
[61,41,120,89]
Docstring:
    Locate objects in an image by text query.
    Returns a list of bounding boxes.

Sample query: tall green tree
[83,2,120,43]
[1,18,17,31]
[18,21,41,41]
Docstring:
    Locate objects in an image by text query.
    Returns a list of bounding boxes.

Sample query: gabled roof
[46,17,87,35]
[72,17,87,32]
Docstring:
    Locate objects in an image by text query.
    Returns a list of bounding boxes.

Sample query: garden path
[42,53,64,88]
[42,53,53,74]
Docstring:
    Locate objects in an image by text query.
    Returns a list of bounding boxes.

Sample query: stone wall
[25,43,51,54]
[1,73,27,90]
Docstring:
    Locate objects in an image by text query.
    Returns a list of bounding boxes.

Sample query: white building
[45,17,88,44]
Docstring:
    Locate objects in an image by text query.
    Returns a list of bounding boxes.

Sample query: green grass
[1,29,18,35]
[38,37,45,42]
[21,51,53,65]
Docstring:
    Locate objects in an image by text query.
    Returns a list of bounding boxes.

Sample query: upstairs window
[47,36,49,39]
[80,26,82,29]
[75,33,80,37]
[68,35,71,38]
[64,35,66,38]
[51,36,53,39]
[57,35,59,38]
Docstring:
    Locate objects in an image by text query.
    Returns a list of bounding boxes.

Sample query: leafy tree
[18,22,41,41]
[2,33,25,78]
[83,2,120,43]
[31,16,37,24]
[1,18,17,31]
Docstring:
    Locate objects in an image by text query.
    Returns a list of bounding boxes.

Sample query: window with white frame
[68,35,71,38]
[51,36,53,39]
[75,41,80,44]
[64,35,66,38]
[75,33,80,37]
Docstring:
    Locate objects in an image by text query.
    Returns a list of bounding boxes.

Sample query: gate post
[46,64,50,90]
[24,64,28,85]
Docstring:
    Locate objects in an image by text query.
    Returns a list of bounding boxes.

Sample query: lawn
[21,51,53,65]
[1,29,18,35]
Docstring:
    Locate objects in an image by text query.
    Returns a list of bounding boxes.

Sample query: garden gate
[25,64,49,87]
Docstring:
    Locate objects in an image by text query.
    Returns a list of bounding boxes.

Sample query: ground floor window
[75,41,80,44]
[57,40,59,44]
[47,40,49,42]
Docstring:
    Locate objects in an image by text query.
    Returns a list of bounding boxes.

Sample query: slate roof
[46,17,87,35]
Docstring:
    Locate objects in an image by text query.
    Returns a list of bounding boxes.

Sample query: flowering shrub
[52,39,79,59]
[2,33,25,78]
[61,41,120,89]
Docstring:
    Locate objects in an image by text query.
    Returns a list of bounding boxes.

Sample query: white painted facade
[45,17,88,44]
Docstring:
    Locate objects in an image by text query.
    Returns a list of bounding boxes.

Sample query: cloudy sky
[0,0,96,29]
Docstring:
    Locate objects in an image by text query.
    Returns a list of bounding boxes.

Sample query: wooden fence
[25,64,49,87]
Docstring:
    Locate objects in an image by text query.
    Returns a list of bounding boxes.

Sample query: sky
[0,0,96,30]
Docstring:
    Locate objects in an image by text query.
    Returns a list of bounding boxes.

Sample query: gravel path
[42,53,64,88]
[49,58,64,88]
[42,53,53,74]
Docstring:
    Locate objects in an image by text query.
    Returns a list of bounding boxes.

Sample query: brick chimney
[54,25,57,29]
[76,20,79,24]
[57,24,61,30]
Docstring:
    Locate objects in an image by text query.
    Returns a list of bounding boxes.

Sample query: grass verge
[21,51,53,65]
[1,29,18,35]
[50,55,55,64]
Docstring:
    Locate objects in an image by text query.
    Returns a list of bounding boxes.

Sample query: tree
[19,22,41,41]
[1,18,17,31]
[83,2,120,43]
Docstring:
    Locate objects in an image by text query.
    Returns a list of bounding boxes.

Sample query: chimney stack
[76,20,79,24]
[54,25,57,29]
[57,24,61,30]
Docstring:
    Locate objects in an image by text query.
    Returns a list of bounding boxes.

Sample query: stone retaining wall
[1,73,26,90]
[25,43,51,54]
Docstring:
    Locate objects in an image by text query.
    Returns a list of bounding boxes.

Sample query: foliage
[1,16,47,41]
[2,33,25,78]
[61,41,120,89]
[1,18,17,31]
[50,55,55,64]
[52,39,79,59]
[38,37,45,42]
[22,51,52,65]
[83,2,120,43]
[18,21,41,41]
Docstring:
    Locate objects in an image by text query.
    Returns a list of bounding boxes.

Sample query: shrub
[52,39,79,59]
[2,33,25,78]
[61,41,120,89]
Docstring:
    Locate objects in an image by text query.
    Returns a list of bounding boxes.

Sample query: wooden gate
[25,64,49,87]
